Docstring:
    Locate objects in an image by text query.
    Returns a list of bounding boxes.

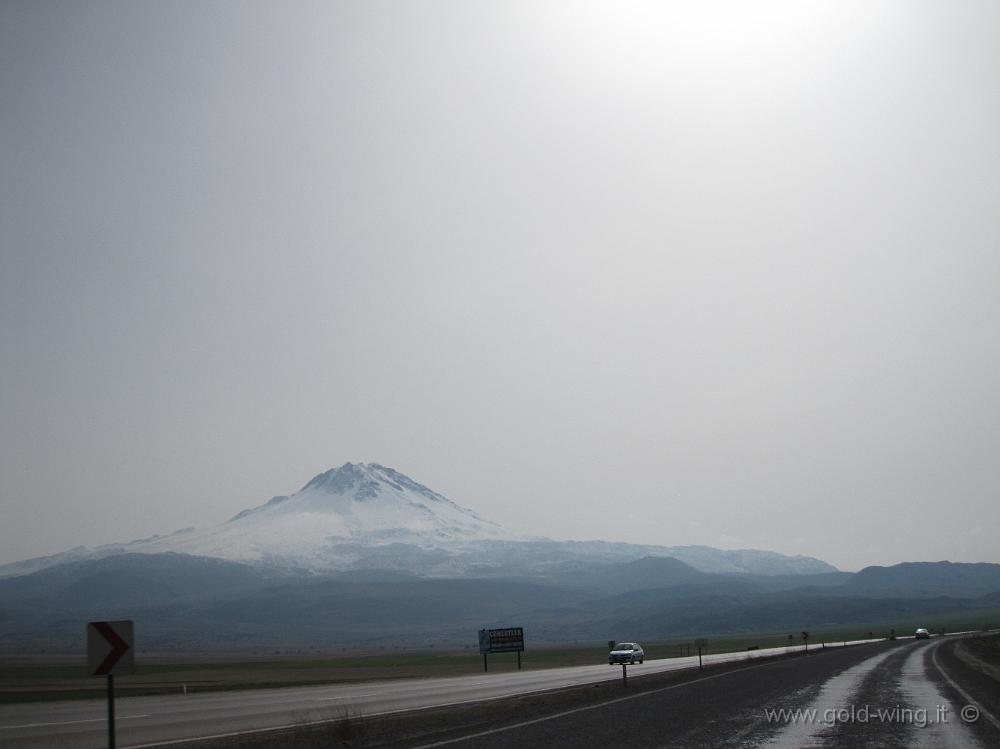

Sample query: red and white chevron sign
[87,620,135,676]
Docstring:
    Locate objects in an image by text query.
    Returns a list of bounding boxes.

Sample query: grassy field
[3,612,998,703]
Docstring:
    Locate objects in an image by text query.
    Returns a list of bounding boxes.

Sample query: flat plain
[3,615,995,703]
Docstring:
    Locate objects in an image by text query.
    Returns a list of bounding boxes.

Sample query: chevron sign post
[88,620,135,749]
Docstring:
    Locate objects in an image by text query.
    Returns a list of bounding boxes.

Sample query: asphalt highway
[0,640,861,748]
[422,636,1000,749]
[0,636,995,748]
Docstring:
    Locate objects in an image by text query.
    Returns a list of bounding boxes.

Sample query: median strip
[409,654,822,749]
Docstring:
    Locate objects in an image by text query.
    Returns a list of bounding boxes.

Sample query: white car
[609,642,644,665]
[914,628,930,639]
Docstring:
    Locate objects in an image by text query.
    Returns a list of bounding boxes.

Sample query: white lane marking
[899,643,981,749]
[123,657,801,749]
[109,639,885,722]
[312,692,379,701]
[764,648,898,749]
[932,641,1000,732]
[0,714,150,730]
[111,641,894,748]
[409,657,828,749]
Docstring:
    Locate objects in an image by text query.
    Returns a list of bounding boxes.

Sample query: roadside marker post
[695,638,708,670]
[621,663,628,688]
[87,620,135,749]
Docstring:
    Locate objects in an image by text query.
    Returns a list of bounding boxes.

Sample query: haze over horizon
[3,1,999,572]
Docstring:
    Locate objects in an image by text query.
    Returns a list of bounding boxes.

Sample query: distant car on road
[914,628,930,639]
[609,642,644,664]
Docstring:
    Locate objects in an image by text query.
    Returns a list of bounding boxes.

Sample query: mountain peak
[301,462,451,504]
[102,462,529,570]
[302,462,380,498]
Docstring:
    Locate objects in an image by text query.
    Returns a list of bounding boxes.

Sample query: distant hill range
[1,552,998,652]
[842,561,1000,598]
[1,463,997,652]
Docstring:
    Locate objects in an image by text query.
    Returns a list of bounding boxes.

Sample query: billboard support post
[478,627,524,673]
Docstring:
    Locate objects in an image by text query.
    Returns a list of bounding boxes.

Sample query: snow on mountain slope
[0,462,839,578]
[657,545,837,575]
[102,463,529,570]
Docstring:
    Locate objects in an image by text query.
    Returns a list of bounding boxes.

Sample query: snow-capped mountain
[0,462,838,578]
[93,463,529,571]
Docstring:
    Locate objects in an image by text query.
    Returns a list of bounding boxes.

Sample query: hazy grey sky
[2,0,998,571]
